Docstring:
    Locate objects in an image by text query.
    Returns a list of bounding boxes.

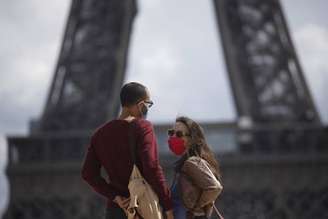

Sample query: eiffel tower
[4,0,328,218]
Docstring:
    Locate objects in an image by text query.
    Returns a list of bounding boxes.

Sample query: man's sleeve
[136,120,173,211]
[81,135,117,200]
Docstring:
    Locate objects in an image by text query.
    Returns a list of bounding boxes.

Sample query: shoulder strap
[213,205,224,219]
[170,172,178,188]
[128,120,137,164]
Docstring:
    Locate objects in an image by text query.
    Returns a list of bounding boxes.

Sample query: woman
[167,116,221,219]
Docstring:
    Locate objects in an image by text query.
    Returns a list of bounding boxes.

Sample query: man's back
[81,118,172,211]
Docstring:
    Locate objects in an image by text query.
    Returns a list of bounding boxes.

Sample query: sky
[1,0,328,136]
[0,0,328,217]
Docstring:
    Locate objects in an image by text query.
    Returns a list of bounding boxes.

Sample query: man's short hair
[120,82,147,107]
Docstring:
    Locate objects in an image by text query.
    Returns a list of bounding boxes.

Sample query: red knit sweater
[81,118,172,211]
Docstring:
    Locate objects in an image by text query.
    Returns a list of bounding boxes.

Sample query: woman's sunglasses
[167,129,190,138]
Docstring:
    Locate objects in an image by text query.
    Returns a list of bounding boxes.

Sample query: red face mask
[168,136,186,156]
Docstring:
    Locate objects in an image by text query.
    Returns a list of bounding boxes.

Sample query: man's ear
[137,101,145,109]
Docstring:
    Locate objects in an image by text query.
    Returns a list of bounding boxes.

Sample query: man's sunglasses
[167,129,190,138]
[143,100,154,108]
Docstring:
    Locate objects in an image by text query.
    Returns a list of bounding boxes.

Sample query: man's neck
[118,108,137,121]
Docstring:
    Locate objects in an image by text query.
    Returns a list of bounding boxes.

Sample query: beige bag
[126,122,163,219]
[179,156,223,217]
[127,165,163,219]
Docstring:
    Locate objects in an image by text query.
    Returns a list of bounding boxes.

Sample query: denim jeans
[105,207,127,219]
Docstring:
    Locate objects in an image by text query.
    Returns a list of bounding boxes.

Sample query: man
[81,82,174,219]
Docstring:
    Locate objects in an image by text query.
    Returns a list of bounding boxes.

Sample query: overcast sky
[0,0,327,136]
[0,0,328,215]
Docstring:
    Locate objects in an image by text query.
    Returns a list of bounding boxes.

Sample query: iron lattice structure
[39,0,137,133]
[213,0,325,153]
[214,0,320,123]
[4,0,328,219]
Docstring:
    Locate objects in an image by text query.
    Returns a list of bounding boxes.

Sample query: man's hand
[113,196,130,210]
[165,210,174,219]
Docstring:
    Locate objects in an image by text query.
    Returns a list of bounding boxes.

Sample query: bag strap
[128,120,137,164]
[213,205,224,219]
[170,172,178,188]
